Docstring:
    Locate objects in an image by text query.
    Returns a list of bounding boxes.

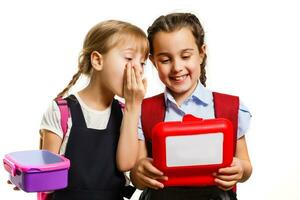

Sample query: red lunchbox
[152,114,234,187]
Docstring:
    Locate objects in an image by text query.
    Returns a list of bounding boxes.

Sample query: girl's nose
[172,59,184,73]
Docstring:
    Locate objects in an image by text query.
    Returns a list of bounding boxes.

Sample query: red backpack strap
[141,93,166,140]
[141,93,166,157]
[213,92,239,193]
[212,92,239,152]
[55,98,70,137]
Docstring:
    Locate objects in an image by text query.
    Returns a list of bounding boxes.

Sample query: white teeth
[174,76,183,81]
[172,75,187,81]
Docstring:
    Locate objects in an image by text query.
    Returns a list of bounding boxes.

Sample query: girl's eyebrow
[123,48,135,52]
[156,52,170,57]
[156,48,195,57]
[181,48,195,52]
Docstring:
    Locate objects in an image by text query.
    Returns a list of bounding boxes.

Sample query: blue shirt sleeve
[237,101,252,139]
[138,115,145,140]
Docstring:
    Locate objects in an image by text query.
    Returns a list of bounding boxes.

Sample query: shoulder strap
[55,98,70,137]
[213,92,239,193]
[141,93,165,140]
[118,101,125,110]
[213,92,239,152]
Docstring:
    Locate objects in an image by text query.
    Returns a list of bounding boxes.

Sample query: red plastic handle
[182,114,203,122]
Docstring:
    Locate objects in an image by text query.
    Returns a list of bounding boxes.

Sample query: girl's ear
[199,44,206,64]
[149,55,157,68]
[91,51,104,71]
[199,44,206,58]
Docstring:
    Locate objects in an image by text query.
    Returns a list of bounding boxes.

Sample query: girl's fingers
[134,65,143,86]
[218,166,240,175]
[7,180,20,191]
[13,187,20,191]
[139,173,164,189]
[123,64,129,98]
[143,158,164,176]
[143,170,168,181]
[214,178,236,190]
[213,173,238,181]
[126,62,132,90]
[123,64,127,94]
[123,63,127,84]
[124,63,146,101]
[138,157,167,180]
[134,157,167,190]
[131,65,137,88]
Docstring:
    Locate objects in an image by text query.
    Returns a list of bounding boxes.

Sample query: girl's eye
[160,59,170,64]
[125,57,133,61]
[182,55,191,60]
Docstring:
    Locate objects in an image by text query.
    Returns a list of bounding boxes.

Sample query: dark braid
[200,54,207,86]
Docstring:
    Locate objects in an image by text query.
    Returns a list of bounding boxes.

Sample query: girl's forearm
[235,136,252,183]
[116,105,140,171]
[239,158,252,182]
[41,130,62,154]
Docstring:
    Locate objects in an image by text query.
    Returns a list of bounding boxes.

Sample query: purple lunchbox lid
[3,150,70,176]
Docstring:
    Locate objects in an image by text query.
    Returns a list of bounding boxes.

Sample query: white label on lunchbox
[166,132,223,167]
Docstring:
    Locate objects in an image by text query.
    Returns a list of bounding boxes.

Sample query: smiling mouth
[170,74,188,82]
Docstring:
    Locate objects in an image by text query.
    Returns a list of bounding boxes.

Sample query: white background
[1,0,300,199]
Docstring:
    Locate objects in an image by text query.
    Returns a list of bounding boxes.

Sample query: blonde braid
[56,70,82,99]
[55,49,92,100]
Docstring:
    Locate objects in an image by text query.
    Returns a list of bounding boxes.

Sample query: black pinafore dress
[53,96,126,200]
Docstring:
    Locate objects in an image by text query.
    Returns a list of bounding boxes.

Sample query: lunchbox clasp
[3,158,17,176]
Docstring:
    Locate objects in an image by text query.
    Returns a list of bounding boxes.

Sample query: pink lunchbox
[3,150,70,192]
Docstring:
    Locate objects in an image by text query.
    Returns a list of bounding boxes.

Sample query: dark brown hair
[147,13,207,86]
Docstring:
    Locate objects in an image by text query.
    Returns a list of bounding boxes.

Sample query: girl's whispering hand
[123,62,147,109]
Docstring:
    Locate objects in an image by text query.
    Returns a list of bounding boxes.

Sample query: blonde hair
[56,20,149,98]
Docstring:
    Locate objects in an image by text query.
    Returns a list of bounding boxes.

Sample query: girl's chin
[169,84,195,97]
[168,82,189,92]
[168,87,183,94]
[116,91,124,98]
[114,85,124,98]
